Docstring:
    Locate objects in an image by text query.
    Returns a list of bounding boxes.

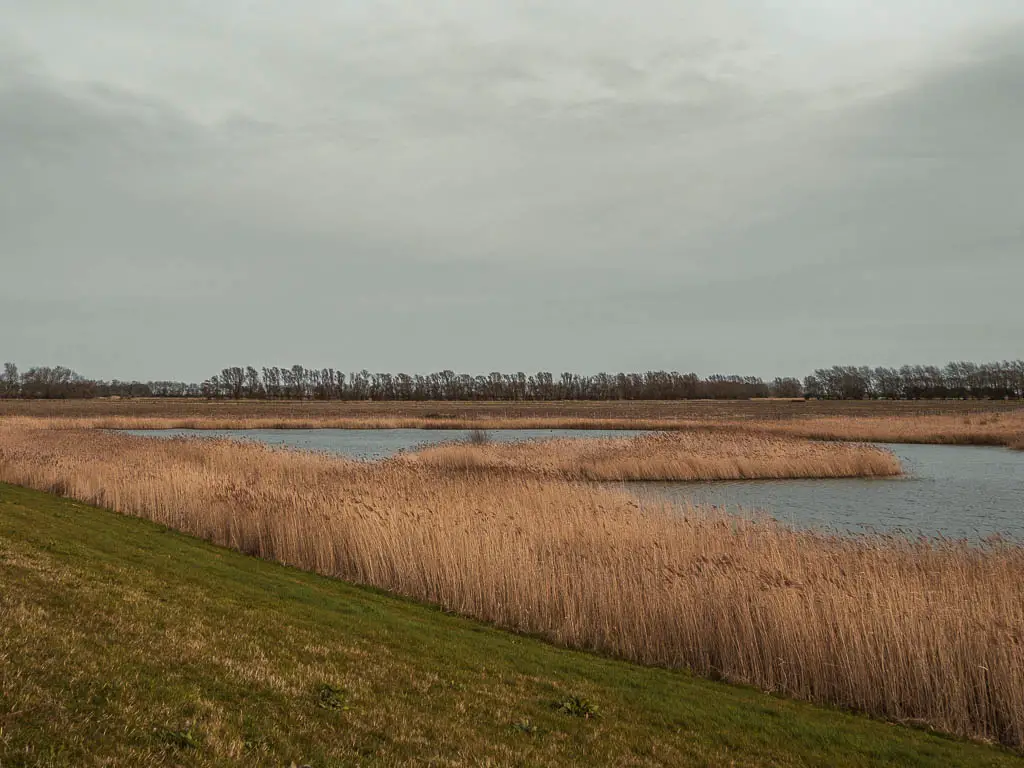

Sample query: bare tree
[220,367,245,400]
[1,362,19,398]
[244,367,262,399]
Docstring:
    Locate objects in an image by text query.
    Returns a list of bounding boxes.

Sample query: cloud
[1,6,1022,378]
[725,24,1024,271]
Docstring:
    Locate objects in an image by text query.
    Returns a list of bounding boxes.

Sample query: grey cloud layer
[2,3,1022,379]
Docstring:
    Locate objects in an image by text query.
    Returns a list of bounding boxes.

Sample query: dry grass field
[405,431,901,481]
[2,398,1023,449]
[1,396,1021,423]
[1,422,1021,748]
[742,412,1024,450]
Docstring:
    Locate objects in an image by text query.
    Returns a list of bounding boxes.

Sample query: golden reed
[737,412,1024,450]
[404,431,902,481]
[0,424,1021,747]
[1,403,1020,450]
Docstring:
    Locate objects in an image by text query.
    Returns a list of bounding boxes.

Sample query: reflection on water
[630,444,1024,540]
[125,427,644,462]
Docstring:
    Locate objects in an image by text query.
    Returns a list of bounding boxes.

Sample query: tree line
[803,362,1024,400]
[2,360,1023,401]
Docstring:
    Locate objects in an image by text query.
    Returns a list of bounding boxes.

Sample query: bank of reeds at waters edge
[2,405,1021,450]
[403,431,902,481]
[737,411,1024,450]
[0,423,1021,748]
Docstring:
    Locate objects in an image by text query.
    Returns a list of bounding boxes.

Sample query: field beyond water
[2,398,1022,449]
[3,397,1023,421]
[4,483,1019,767]
[1,423,1022,752]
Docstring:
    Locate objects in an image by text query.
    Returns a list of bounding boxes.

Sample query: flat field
[2,397,1022,422]
[2,398,1023,449]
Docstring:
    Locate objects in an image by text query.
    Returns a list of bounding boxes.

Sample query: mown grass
[1,483,1019,767]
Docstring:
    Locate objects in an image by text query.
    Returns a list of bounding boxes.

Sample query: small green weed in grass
[314,682,348,711]
[555,695,601,719]
[509,719,539,736]
[160,724,202,750]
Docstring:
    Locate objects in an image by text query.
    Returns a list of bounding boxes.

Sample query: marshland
[6,3,1024,762]
[2,398,1024,758]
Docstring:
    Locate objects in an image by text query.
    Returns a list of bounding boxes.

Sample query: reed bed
[404,431,902,481]
[5,409,1020,452]
[742,412,1024,450]
[0,423,1021,747]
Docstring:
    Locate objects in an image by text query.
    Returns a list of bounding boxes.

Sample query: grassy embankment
[2,482,1020,767]
[1,425,1020,749]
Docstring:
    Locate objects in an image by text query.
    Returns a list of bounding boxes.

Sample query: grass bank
[1,483,1019,767]
[405,431,901,481]
[1,425,1021,748]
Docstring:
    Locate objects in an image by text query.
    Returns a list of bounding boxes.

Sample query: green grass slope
[0,483,1018,767]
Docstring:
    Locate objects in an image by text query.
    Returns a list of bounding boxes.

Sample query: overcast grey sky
[3,1,1022,381]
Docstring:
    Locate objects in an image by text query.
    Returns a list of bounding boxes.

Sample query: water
[631,444,1024,540]
[125,430,1024,540]
[125,428,644,462]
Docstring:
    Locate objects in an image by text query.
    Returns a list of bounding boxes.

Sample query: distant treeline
[1,360,1023,401]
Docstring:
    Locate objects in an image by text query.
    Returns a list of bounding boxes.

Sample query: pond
[124,428,645,462]
[125,430,1024,540]
[631,443,1024,540]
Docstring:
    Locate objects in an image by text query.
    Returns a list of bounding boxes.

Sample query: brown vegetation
[0,423,1021,748]
[2,399,1023,448]
[743,412,1024,450]
[2,396,1022,422]
[405,431,902,481]
[0,413,702,432]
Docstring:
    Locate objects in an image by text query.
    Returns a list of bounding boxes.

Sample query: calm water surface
[632,444,1024,540]
[125,428,644,462]
[126,430,1024,540]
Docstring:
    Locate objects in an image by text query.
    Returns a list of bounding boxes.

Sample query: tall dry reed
[404,431,901,481]
[0,424,1021,747]
[740,412,1024,450]
[3,406,1021,452]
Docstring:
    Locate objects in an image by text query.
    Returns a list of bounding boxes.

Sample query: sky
[2,1,1022,381]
